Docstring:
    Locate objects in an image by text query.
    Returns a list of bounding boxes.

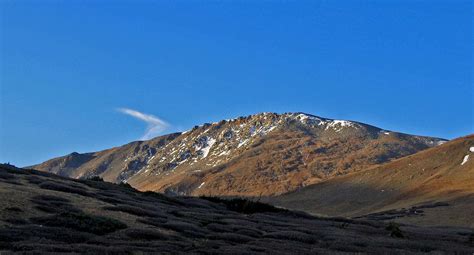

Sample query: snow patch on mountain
[218,150,230,156]
[238,139,250,148]
[325,120,358,132]
[201,138,216,158]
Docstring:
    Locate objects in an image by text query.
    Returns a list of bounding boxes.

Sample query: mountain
[267,135,474,228]
[32,112,445,196]
[1,164,473,253]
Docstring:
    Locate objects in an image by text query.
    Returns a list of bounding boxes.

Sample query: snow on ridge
[286,113,325,125]
[178,112,363,138]
[238,139,250,148]
[330,120,355,127]
[284,112,360,132]
[201,137,216,158]
[267,126,277,133]
[324,120,358,132]
[218,150,230,156]
[147,155,156,162]
[296,113,310,121]
[461,146,474,165]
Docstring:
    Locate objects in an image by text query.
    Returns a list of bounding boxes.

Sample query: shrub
[4,207,23,212]
[235,228,264,238]
[96,196,127,205]
[136,217,167,227]
[119,182,134,190]
[162,220,209,238]
[39,181,90,197]
[206,223,231,233]
[31,195,80,214]
[3,180,23,185]
[0,225,93,245]
[386,222,404,238]
[200,197,286,214]
[103,205,160,218]
[3,218,29,225]
[0,171,16,180]
[25,175,43,185]
[141,191,184,206]
[80,179,116,191]
[339,222,350,229]
[207,232,254,243]
[30,211,127,235]
[123,228,168,240]
[33,194,71,203]
[264,231,317,244]
[163,221,204,233]
[87,176,104,182]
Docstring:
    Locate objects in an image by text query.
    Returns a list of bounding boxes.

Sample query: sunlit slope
[269,135,474,227]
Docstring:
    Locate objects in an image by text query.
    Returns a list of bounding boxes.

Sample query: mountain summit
[32,112,445,196]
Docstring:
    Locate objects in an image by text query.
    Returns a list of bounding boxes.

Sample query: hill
[0,164,473,253]
[267,135,474,228]
[32,112,444,196]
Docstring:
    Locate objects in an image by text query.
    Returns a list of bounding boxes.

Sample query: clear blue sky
[1,0,472,167]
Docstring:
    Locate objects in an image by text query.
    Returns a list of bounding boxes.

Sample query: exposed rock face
[32,112,445,196]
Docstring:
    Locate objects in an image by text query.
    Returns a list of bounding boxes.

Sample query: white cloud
[117,108,169,140]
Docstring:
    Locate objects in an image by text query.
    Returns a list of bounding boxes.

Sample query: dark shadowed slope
[268,135,474,228]
[32,112,444,196]
[0,164,473,253]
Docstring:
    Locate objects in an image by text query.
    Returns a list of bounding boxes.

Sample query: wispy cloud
[117,108,169,140]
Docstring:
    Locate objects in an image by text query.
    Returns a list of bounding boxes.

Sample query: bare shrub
[207,233,254,243]
[386,222,404,238]
[39,181,90,197]
[200,196,286,214]
[264,231,317,244]
[30,211,127,235]
[103,205,160,218]
[123,228,168,240]
[31,195,80,214]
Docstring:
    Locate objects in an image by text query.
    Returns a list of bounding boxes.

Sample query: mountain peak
[33,111,445,196]
[180,112,367,138]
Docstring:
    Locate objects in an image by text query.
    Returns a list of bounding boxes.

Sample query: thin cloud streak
[117,108,169,140]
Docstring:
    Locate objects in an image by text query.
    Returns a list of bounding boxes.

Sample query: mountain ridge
[32,112,446,196]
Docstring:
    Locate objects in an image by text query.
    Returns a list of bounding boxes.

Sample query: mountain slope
[32,112,445,196]
[1,164,473,253]
[267,135,474,228]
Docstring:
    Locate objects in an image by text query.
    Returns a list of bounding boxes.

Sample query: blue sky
[0,0,472,167]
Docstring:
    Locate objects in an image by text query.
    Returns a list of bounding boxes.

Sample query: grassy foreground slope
[268,135,474,228]
[0,164,473,253]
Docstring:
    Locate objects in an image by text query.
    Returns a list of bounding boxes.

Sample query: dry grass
[0,164,473,253]
[269,135,474,228]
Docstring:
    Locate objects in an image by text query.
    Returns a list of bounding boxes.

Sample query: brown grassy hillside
[268,135,474,228]
[32,112,444,196]
[0,164,473,253]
